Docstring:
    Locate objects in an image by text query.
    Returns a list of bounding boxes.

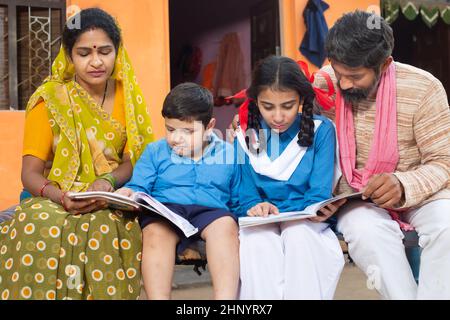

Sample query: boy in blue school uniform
[116,83,257,300]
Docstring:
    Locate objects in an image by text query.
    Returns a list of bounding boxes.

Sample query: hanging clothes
[201,62,217,92]
[213,32,246,99]
[177,44,203,82]
[299,0,330,68]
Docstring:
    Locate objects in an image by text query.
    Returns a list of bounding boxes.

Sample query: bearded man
[314,10,450,299]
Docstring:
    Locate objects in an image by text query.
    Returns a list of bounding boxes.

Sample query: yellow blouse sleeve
[23,101,53,161]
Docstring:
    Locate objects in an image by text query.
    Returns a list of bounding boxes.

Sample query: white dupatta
[236,119,341,188]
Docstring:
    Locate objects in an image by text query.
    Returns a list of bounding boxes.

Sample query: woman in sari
[0,8,154,300]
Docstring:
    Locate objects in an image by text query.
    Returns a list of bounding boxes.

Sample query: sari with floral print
[0,45,153,300]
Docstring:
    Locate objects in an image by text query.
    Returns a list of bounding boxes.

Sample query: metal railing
[0,0,65,110]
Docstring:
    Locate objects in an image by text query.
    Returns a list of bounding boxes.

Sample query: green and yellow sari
[0,45,154,300]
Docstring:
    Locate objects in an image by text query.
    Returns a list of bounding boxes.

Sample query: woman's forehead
[74,28,114,48]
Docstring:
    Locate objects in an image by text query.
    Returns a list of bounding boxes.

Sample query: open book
[67,191,198,238]
[239,192,364,228]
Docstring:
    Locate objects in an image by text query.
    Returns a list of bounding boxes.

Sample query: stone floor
[140,259,381,300]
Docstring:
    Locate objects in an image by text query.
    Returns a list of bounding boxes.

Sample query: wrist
[393,174,406,208]
[60,191,69,211]
[97,173,117,190]
[39,180,61,198]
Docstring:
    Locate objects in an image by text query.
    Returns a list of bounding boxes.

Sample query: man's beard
[339,71,381,104]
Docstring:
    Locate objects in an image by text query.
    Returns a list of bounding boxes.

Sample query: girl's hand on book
[310,198,347,223]
[247,202,279,217]
[115,187,135,198]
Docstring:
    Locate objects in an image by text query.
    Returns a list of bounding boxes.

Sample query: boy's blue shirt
[236,114,336,216]
[125,133,259,216]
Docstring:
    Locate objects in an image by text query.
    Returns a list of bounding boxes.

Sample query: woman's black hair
[246,55,317,153]
[62,8,121,56]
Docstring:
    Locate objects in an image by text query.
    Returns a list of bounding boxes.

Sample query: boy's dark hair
[246,55,317,152]
[325,10,394,70]
[63,8,122,56]
[162,83,214,127]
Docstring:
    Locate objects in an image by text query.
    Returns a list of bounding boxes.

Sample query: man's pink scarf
[336,62,412,231]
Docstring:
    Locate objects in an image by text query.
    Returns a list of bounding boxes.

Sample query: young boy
[116,83,257,300]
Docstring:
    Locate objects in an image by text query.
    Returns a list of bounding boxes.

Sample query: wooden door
[392,14,450,104]
[250,0,280,69]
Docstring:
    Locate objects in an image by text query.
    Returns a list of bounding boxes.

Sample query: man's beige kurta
[314,62,450,209]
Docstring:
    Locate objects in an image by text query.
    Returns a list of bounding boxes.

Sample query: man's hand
[247,202,279,217]
[309,198,347,223]
[226,114,240,142]
[230,114,239,130]
[362,173,404,209]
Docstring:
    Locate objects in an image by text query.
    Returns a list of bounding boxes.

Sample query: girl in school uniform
[235,55,345,300]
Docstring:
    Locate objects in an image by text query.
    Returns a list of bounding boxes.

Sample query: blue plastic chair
[404,231,421,283]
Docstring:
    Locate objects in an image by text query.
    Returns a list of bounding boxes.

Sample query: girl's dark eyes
[262,104,295,110]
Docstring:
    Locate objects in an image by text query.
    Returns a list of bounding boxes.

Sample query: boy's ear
[206,118,216,131]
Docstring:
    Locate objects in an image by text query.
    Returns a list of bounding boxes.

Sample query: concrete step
[173,265,212,289]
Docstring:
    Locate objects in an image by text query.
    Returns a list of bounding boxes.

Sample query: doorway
[391,13,450,104]
[169,0,281,137]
